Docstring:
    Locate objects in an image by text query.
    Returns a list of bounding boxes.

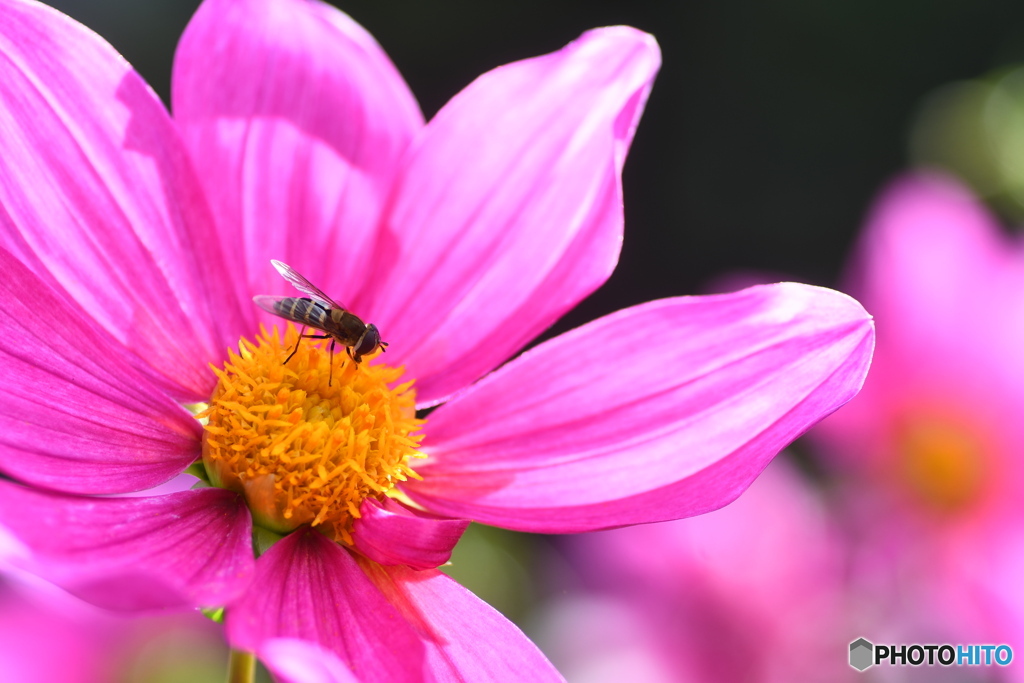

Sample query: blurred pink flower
[813,172,1024,650]
[0,574,226,683]
[0,0,873,679]
[535,458,854,683]
[259,639,360,683]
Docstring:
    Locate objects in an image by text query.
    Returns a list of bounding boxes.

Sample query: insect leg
[283,325,307,364]
[328,338,337,386]
[283,328,332,365]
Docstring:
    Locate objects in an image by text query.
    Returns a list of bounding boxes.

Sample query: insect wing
[271,260,348,311]
[253,295,312,326]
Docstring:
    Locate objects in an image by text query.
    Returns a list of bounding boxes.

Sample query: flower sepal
[253,525,286,557]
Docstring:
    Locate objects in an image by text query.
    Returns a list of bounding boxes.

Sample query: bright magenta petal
[364,564,565,682]
[404,283,874,532]
[0,484,253,611]
[362,27,660,406]
[226,528,425,683]
[173,0,423,306]
[0,250,201,494]
[353,498,468,570]
[0,0,249,400]
[260,639,359,683]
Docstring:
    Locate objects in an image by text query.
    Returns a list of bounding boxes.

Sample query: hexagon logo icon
[850,637,874,671]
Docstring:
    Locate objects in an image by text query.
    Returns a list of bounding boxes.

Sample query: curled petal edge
[353,497,468,570]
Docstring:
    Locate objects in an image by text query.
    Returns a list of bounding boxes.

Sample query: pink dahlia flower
[813,172,1024,649]
[0,0,873,679]
[534,458,852,683]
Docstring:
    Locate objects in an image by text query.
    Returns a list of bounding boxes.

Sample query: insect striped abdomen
[277,297,330,327]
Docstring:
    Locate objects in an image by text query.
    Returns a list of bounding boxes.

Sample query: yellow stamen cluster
[199,325,424,545]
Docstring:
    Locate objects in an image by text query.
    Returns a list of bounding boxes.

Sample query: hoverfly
[253,260,387,384]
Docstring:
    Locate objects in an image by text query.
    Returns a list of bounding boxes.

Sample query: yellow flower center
[896,414,987,514]
[198,325,424,545]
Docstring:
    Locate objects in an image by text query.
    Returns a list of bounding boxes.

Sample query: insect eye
[355,326,381,357]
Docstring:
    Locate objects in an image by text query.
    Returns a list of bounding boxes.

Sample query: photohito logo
[849,638,1013,671]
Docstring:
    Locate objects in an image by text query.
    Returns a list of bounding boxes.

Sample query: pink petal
[260,639,359,683]
[563,456,845,625]
[0,0,250,401]
[404,283,874,532]
[364,564,565,682]
[0,249,201,494]
[0,483,254,611]
[352,498,468,570]
[226,528,425,683]
[360,27,661,406]
[173,0,423,308]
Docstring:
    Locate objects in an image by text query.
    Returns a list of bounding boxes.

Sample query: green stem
[227,649,256,683]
